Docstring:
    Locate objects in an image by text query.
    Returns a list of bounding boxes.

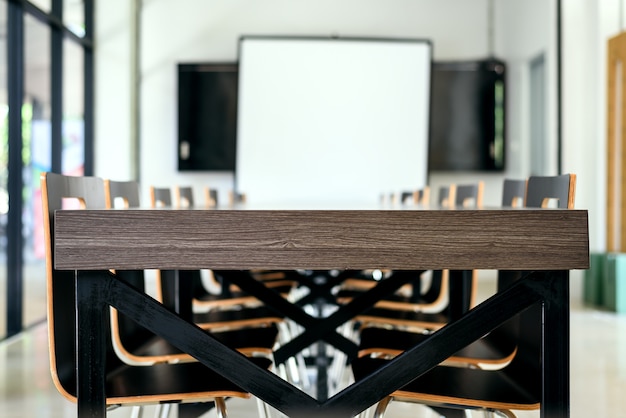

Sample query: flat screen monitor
[177,63,238,171]
[429,59,506,171]
[235,36,432,204]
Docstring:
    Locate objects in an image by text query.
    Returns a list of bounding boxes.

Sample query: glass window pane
[63,39,84,175]
[0,0,8,338]
[29,0,51,13]
[64,0,85,37]
[24,13,51,329]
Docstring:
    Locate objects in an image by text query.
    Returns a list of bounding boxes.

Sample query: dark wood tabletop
[54,207,589,271]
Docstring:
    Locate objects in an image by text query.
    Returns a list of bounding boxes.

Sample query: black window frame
[4,0,94,337]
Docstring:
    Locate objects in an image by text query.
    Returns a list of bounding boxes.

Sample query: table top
[53,206,589,271]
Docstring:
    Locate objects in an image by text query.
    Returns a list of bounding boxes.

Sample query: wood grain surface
[54,208,589,271]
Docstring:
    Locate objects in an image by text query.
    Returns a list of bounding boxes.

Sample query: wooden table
[54,206,589,417]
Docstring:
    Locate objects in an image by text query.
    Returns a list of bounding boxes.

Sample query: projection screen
[236,36,432,204]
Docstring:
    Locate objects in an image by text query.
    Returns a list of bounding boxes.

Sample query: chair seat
[356,307,449,329]
[351,357,540,411]
[357,327,517,366]
[336,289,425,305]
[131,326,279,359]
[98,357,272,404]
[194,283,295,308]
[193,306,284,329]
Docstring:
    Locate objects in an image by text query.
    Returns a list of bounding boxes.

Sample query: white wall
[94,0,134,181]
[560,0,626,254]
[135,0,493,204]
[495,0,558,177]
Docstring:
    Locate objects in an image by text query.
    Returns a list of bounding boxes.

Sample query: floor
[1,274,625,417]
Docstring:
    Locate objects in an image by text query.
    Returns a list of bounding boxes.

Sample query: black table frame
[76,268,568,417]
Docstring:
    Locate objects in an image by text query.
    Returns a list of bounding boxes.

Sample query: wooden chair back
[501,179,527,208]
[104,179,141,208]
[40,172,118,400]
[228,191,246,205]
[437,185,456,208]
[415,186,430,206]
[104,179,168,364]
[399,187,430,206]
[175,186,194,208]
[149,186,172,208]
[399,191,413,205]
[354,174,578,414]
[455,181,484,208]
[42,173,272,414]
[496,173,577,394]
[204,187,219,208]
[525,174,576,209]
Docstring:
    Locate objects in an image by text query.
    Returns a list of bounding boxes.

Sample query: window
[22,13,52,329]
[1,0,93,339]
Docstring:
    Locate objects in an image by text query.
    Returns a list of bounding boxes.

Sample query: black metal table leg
[76,271,107,418]
[541,270,570,418]
[447,269,474,320]
[159,269,194,321]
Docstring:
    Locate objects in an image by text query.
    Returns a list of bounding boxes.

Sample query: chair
[399,186,430,206]
[437,184,456,208]
[350,181,485,331]
[147,186,174,304]
[450,182,484,308]
[174,185,195,208]
[147,186,307,387]
[501,179,526,208]
[156,185,295,313]
[455,181,484,208]
[105,179,280,367]
[41,172,272,417]
[149,185,173,207]
[340,186,432,296]
[146,186,277,312]
[356,178,528,368]
[205,187,219,207]
[104,179,141,209]
[351,174,577,418]
[229,190,247,205]
[525,174,576,209]
[338,183,449,307]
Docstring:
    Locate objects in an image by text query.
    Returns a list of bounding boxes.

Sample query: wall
[560,0,626,255]
[94,0,134,181]
[135,0,494,205]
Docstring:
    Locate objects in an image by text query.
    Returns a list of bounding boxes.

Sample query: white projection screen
[236,36,432,204]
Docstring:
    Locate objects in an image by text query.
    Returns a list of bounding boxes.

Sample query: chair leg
[488,410,516,418]
[256,397,272,418]
[278,321,310,389]
[373,396,393,418]
[130,406,143,418]
[215,397,228,418]
[155,403,171,418]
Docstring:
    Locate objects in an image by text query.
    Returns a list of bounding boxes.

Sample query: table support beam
[75,269,565,417]
[221,270,421,364]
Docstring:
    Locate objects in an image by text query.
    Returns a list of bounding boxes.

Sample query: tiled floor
[1,275,625,417]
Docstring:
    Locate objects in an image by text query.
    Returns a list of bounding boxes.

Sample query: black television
[177,63,238,171]
[429,58,506,171]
